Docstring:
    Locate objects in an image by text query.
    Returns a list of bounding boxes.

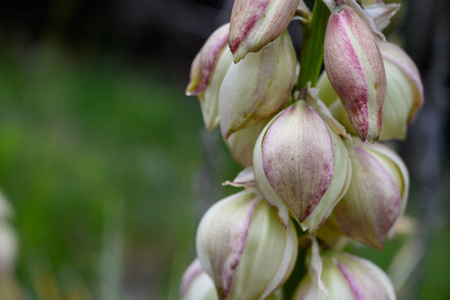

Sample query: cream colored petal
[186,24,230,95]
[334,253,396,300]
[226,118,270,167]
[196,191,260,299]
[220,32,295,139]
[334,140,402,248]
[180,259,218,300]
[378,41,424,123]
[199,49,233,131]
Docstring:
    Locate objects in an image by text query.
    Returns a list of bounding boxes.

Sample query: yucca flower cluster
[181,0,423,299]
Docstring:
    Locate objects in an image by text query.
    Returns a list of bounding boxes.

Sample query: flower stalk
[297,0,330,89]
[182,0,423,299]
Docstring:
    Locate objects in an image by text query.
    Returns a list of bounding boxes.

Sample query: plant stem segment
[297,0,331,90]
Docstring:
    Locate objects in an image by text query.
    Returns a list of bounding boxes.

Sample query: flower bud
[220,31,296,139]
[318,41,424,141]
[226,118,270,167]
[253,100,351,231]
[333,140,409,249]
[180,259,218,300]
[228,0,300,62]
[294,251,396,300]
[196,190,298,300]
[378,41,424,128]
[186,24,233,131]
[324,4,386,142]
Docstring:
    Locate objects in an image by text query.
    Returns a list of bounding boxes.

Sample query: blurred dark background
[0,0,447,299]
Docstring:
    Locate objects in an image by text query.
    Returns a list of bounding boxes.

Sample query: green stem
[297,0,331,90]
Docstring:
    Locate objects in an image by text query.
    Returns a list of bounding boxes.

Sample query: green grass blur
[0,44,217,299]
[0,44,448,300]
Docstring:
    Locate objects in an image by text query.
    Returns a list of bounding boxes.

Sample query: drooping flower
[219,31,296,139]
[180,259,218,300]
[228,0,300,62]
[294,250,396,300]
[186,24,232,131]
[253,100,351,231]
[196,190,298,300]
[333,139,409,249]
[186,25,297,139]
[318,39,423,140]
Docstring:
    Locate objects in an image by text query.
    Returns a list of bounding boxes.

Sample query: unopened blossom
[186,25,296,139]
[294,250,396,300]
[219,31,296,139]
[378,41,424,137]
[253,100,351,231]
[324,3,386,142]
[333,140,409,248]
[318,40,423,140]
[196,190,297,300]
[228,0,300,62]
[186,24,232,131]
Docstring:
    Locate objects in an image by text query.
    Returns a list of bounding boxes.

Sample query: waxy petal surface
[186,24,233,131]
[226,118,269,167]
[378,41,424,123]
[196,190,298,300]
[220,31,295,139]
[333,253,396,300]
[300,125,351,232]
[196,191,258,299]
[294,251,396,300]
[180,259,218,300]
[261,101,334,223]
[334,140,402,248]
[186,24,230,95]
[198,49,233,130]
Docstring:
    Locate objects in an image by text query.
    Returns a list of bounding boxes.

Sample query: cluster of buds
[182,0,423,299]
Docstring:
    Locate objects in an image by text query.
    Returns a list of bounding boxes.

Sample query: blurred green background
[0,0,448,299]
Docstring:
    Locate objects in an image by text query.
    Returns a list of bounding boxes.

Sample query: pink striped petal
[180,259,218,300]
[261,101,334,222]
[229,0,299,62]
[186,24,230,95]
[196,191,298,299]
[324,4,386,142]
